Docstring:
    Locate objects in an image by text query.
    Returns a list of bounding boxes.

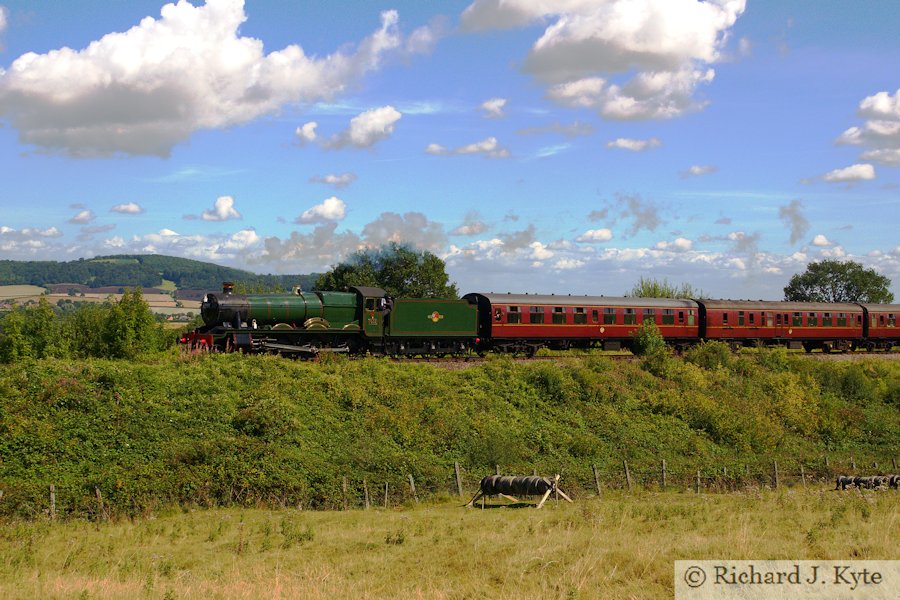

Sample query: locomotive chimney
[223,282,234,296]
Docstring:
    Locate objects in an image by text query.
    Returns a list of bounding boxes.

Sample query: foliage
[630,319,667,357]
[1,352,895,518]
[0,254,318,292]
[684,341,733,370]
[784,259,893,303]
[0,288,171,363]
[627,276,705,298]
[315,243,458,298]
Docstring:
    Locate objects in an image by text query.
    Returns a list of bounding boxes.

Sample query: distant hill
[0,255,319,292]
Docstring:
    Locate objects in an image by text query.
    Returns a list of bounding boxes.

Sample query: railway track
[382,349,900,367]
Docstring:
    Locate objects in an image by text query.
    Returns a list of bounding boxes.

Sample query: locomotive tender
[180,283,899,356]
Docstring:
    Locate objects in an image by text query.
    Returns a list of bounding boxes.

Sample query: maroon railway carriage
[463,293,699,355]
[860,304,900,350]
[698,300,865,352]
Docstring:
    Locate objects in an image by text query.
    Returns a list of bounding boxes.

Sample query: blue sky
[0,0,897,299]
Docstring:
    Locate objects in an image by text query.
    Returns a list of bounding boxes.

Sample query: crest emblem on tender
[428,311,444,323]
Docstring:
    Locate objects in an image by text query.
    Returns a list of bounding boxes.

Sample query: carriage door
[363,297,384,337]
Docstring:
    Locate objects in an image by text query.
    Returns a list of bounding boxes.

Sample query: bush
[685,341,732,370]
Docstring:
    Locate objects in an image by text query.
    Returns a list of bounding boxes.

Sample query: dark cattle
[889,475,899,489]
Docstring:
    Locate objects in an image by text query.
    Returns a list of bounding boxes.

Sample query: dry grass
[0,488,896,599]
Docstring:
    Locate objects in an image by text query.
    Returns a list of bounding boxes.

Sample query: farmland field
[0,490,895,599]
[0,285,47,301]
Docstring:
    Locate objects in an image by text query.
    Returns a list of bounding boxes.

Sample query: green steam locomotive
[181,283,478,357]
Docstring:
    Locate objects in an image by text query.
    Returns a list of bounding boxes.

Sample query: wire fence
[4,454,897,519]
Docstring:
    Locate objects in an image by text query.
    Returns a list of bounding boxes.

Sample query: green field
[0,491,896,599]
[0,285,47,300]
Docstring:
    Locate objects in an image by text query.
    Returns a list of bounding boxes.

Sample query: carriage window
[749,313,755,325]
[837,313,847,327]
[890,314,896,327]
[365,299,376,310]
[688,310,695,326]
[574,307,587,324]
[793,312,802,327]
[808,312,817,327]
[507,306,521,324]
[662,309,675,325]
[603,307,616,325]
[776,314,782,326]
[552,306,566,324]
[494,308,502,322]
[679,311,685,324]
[624,308,636,325]
[529,306,544,324]
[592,310,599,324]
[766,313,773,327]
[823,312,832,327]
[857,314,862,326]
[879,315,885,326]
[642,308,655,323]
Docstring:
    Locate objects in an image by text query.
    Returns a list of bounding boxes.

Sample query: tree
[315,243,459,298]
[784,260,893,303]
[627,276,705,298]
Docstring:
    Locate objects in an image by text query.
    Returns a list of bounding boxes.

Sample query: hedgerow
[0,352,896,517]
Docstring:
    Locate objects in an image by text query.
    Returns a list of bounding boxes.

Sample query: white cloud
[462,0,745,120]
[68,210,96,224]
[836,89,900,166]
[186,196,242,221]
[450,212,488,236]
[821,163,876,183]
[481,97,507,118]
[811,234,832,247]
[310,172,357,188]
[576,228,613,243]
[295,196,347,224]
[426,136,510,158]
[222,228,260,250]
[111,202,144,214]
[296,122,318,145]
[655,237,693,252]
[0,2,409,156]
[607,137,661,152]
[325,105,402,149]
[681,165,718,177]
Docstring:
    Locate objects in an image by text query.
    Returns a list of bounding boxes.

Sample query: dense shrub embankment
[0,347,897,517]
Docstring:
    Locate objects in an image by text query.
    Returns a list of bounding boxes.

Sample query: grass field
[0,489,896,599]
[0,285,47,301]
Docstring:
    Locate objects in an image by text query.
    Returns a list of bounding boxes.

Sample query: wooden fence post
[800,465,806,487]
[363,479,370,510]
[661,459,667,490]
[623,460,633,492]
[384,483,389,509]
[824,455,829,469]
[850,457,856,470]
[342,476,348,511]
[95,485,106,520]
[591,464,602,497]
[495,464,500,476]
[49,484,56,520]
[893,457,897,470]
[773,460,779,489]
[695,470,701,494]
[408,474,418,503]
[454,463,464,498]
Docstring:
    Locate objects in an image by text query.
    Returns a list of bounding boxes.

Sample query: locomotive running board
[261,342,349,355]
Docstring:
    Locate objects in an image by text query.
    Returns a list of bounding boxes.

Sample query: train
[179,282,900,357]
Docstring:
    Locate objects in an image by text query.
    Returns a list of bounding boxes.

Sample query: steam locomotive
[179,283,900,356]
